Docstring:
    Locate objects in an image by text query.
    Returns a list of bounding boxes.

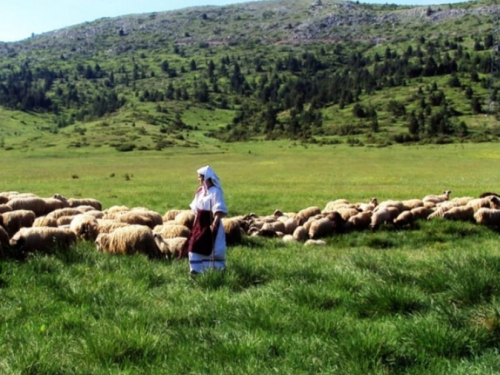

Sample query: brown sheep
[43,198,67,215]
[474,208,500,227]
[9,227,77,255]
[68,198,102,211]
[297,206,322,224]
[442,206,475,221]
[95,225,162,259]
[0,204,13,214]
[292,226,309,242]
[7,197,46,217]
[308,218,334,239]
[57,215,77,227]
[393,211,414,227]
[410,206,435,220]
[131,208,163,227]
[345,211,372,231]
[0,196,8,205]
[1,210,36,237]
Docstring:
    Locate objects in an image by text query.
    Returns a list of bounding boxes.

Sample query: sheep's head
[95,233,109,252]
[370,197,378,206]
[444,190,452,199]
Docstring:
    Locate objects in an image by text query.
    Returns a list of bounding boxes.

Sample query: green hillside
[0,0,499,152]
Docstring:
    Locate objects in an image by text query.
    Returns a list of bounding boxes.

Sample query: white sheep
[370,207,392,230]
[68,198,102,211]
[153,234,188,260]
[345,211,372,231]
[422,190,451,204]
[402,199,424,210]
[292,226,309,242]
[153,224,191,239]
[7,197,46,217]
[9,227,77,255]
[442,206,474,221]
[308,217,334,239]
[95,225,162,259]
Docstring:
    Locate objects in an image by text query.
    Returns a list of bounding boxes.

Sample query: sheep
[43,198,67,215]
[479,192,500,199]
[357,197,378,212]
[474,208,500,227]
[292,226,309,242]
[95,225,162,259]
[222,218,243,245]
[33,216,58,228]
[323,200,353,213]
[174,210,196,229]
[163,209,185,222]
[153,224,191,239]
[47,208,84,220]
[0,204,13,214]
[442,206,475,221]
[57,215,77,227]
[410,206,435,220]
[337,207,360,221]
[0,196,8,205]
[297,206,322,224]
[394,210,415,227]
[68,198,102,211]
[131,208,163,227]
[281,217,299,235]
[370,207,392,230]
[262,221,286,234]
[93,219,129,236]
[376,200,406,213]
[106,211,156,228]
[402,199,423,210]
[450,196,475,206]
[153,234,188,260]
[105,205,130,214]
[308,218,334,239]
[303,214,324,232]
[9,227,77,255]
[82,210,105,219]
[466,197,498,213]
[282,235,297,243]
[69,214,99,240]
[422,190,451,204]
[345,211,372,231]
[7,197,46,217]
[1,210,36,237]
[52,193,70,207]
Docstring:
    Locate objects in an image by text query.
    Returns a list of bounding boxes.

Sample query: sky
[0,0,472,43]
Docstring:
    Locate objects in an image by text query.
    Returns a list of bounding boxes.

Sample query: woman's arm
[211,211,226,232]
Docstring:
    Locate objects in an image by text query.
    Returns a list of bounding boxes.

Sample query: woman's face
[197,174,204,185]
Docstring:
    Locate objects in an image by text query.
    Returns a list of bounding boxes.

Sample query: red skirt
[186,210,214,257]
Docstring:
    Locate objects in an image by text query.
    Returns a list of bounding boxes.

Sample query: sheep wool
[442,206,474,221]
[292,226,309,242]
[474,208,500,227]
[8,197,46,217]
[153,224,191,239]
[9,227,77,254]
[1,210,36,237]
[95,225,162,259]
[153,234,188,260]
[222,218,243,245]
[0,204,13,214]
[33,216,58,228]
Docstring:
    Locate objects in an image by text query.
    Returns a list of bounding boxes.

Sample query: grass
[2,142,500,374]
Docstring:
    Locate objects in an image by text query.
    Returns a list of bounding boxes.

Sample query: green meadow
[2,143,500,374]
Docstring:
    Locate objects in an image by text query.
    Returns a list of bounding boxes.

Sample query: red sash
[186,209,214,256]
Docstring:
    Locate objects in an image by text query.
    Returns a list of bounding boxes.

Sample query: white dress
[188,185,227,273]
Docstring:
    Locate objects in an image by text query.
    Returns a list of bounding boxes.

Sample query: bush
[115,143,136,152]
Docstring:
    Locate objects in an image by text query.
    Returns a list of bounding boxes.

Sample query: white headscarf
[197,165,223,194]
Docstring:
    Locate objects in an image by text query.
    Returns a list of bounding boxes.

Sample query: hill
[0,0,498,153]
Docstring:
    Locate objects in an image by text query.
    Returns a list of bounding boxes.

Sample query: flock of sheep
[1,189,500,259]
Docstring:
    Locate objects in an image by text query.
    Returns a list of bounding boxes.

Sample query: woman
[187,165,227,274]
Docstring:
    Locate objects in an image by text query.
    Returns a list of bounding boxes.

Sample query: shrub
[115,143,136,152]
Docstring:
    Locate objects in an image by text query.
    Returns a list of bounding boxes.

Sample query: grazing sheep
[303,214,324,232]
[106,211,155,228]
[357,197,378,212]
[402,199,424,210]
[293,226,309,242]
[82,210,105,219]
[278,217,298,235]
[422,190,451,204]
[427,205,453,220]
[410,206,435,220]
[153,234,188,260]
[376,200,406,213]
[95,225,162,259]
[93,219,129,237]
[174,210,196,229]
[370,207,392,230]
[323,200,354,213]
[222,218,243,245]
[105,205,130,214]
[52,193,70,207]
[7,197,46,217]
[442,206,475,221]
[1,210,36,237]
[262,221,286,234]
[297,206,322,224]
[474,208,500,227]
[337,207,360,221]
[43,198,67,215]
[57,215,77,227]
[393,210,414,227]
[9,227,77,254]
[131,208,163,227]
[69,214,99,240]
[47,208,84,220]
[33,216,58,228]
[304,239,327,246]
[466,197,498,213]
[308,218,334,239]
[345,211,372,231]
[479,192,500,199]
[163,209,185,222]
[451,196,475,206]
[0,204,13,214]
[153,224,191,239]
[68,198,102,211]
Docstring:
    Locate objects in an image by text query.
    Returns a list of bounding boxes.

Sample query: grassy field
[2,142,500,374]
